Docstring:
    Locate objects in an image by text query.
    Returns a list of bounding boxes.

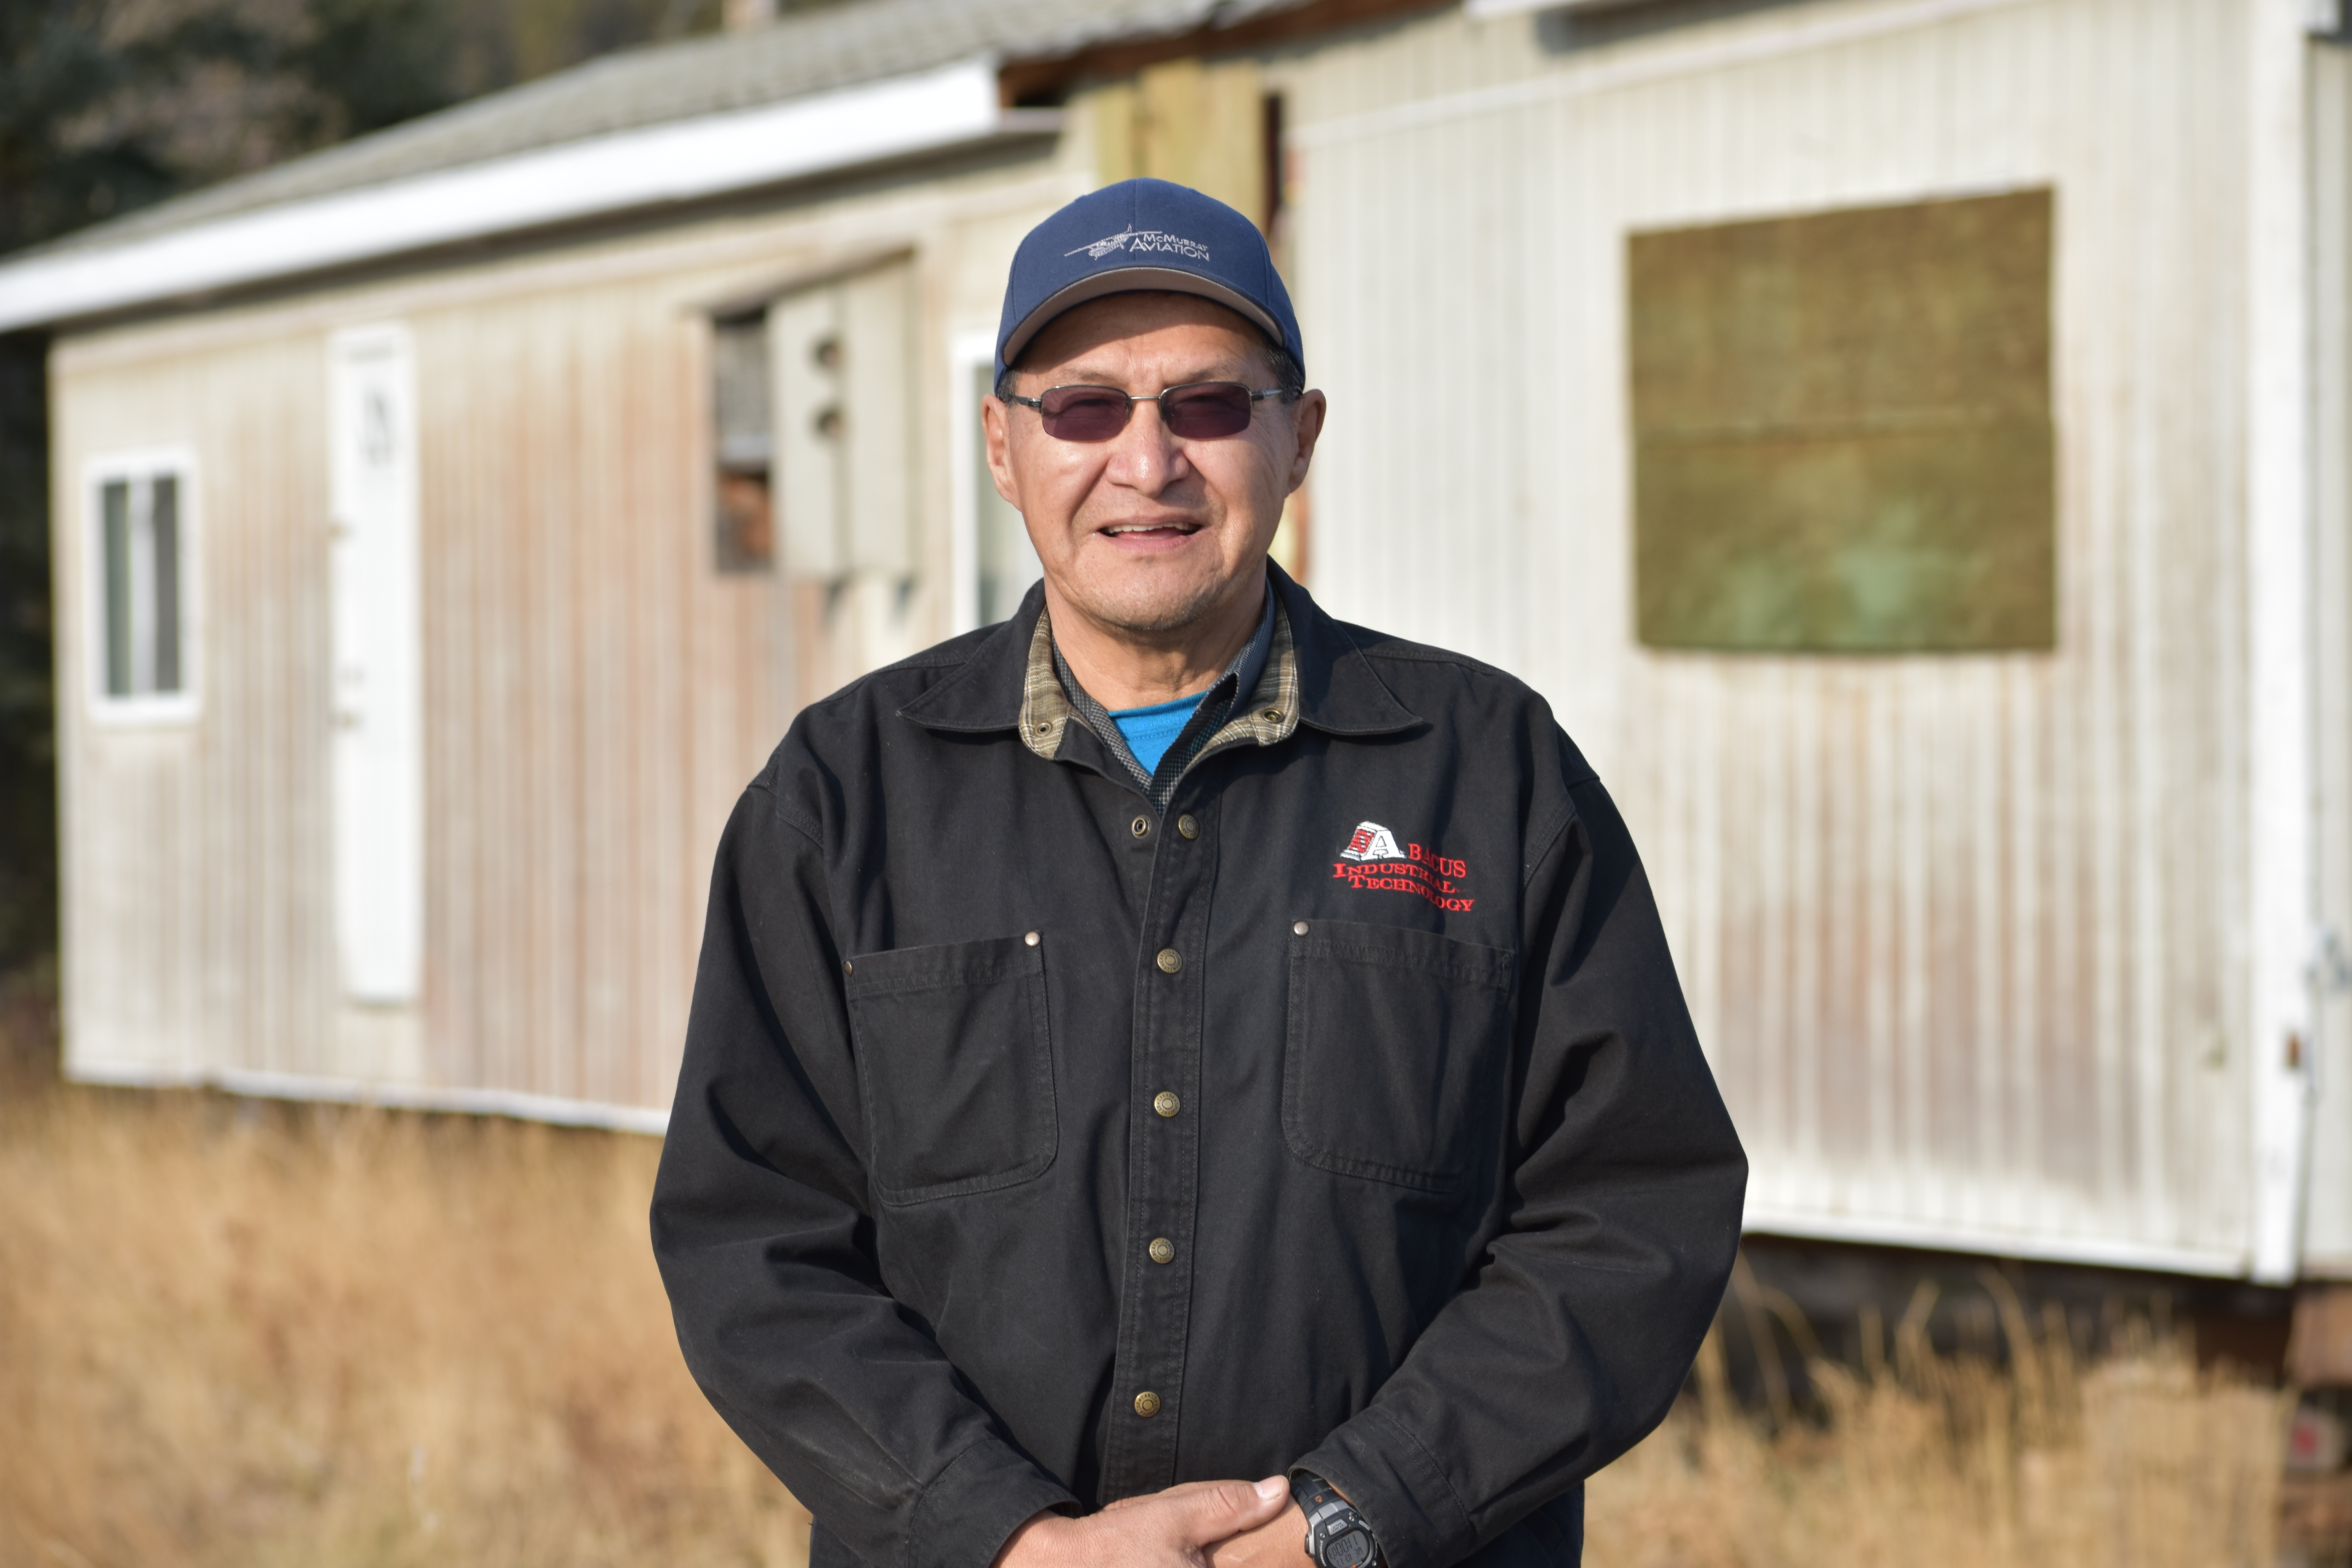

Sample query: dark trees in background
[0,338,47,971]
[0,0,797,972]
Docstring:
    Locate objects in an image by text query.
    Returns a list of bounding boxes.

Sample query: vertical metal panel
[776,257,926,706]
[2304,38,2352,1277]
[1286,0,2259,1267]
[843,262,915,577]
[775,286,846,579]
[2243,0,2323,1282]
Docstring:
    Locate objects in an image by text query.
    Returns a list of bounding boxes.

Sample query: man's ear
[1285,390,1328,494]
[982,390,1022,510]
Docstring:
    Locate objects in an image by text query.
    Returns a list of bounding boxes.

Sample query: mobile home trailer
[5,0,2351,1308]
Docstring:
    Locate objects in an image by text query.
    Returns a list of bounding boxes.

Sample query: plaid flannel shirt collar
[1019,589,1300,805]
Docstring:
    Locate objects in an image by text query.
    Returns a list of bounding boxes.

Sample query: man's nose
[1105,397,1187,494]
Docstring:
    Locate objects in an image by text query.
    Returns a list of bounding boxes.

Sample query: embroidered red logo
[1332,821,1474,912]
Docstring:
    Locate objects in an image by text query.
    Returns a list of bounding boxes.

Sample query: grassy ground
[0,969,2290,1568]
[1595,1314,2287,1568]
[0,968,808,1568]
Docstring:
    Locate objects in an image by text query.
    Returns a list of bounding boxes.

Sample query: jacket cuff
[1294,1407,1477,1568]
[906,1436,1078,1568]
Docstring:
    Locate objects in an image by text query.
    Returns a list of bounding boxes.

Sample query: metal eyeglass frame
[999,381,1301,439]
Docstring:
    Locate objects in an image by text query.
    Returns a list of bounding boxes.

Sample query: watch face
[1325,1525,1377,1568]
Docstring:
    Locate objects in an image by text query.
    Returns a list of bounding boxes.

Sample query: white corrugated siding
[1283,0,2256,1268]
[52,158,1083,1123]
[2305,37,2352,1278]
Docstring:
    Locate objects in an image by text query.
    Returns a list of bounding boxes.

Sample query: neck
[1044,568,1267,711]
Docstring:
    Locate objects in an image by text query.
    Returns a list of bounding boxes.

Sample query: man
[651,178,1746,1568]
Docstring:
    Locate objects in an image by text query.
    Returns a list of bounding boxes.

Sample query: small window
[86,452,197,722]
[1629,189,2056,652]
[712,312,773,572]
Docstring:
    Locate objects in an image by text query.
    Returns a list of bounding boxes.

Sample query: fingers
[1160,1475,1291,1548]
[1205,1502,1308,1568]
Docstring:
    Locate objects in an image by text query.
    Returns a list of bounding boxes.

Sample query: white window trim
[82,445,201,727]
[947,327,997,636]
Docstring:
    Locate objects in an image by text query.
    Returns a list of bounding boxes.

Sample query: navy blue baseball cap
[995,178,1304,382]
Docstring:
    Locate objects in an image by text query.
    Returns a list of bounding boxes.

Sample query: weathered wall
[51,149,1084,1120]
[1280,0,2259,1270]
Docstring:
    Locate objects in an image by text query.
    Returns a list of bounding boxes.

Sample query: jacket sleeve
[650,778,1078,1568]
[1292,766,1748,1568]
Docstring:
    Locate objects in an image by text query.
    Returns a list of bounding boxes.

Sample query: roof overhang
[0,56,1057,334]
[1459,0,1656,18]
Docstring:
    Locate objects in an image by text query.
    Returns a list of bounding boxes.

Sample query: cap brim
[1000,266,1287,371]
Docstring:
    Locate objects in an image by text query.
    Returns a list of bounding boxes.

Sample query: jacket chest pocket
[1282,920,1517,1190]
[844,936,1057,1205]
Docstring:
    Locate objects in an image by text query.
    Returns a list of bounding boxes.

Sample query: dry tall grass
[1587,1276,2291,1568]
[0,971,2294,1567]
[0,971,808,1568]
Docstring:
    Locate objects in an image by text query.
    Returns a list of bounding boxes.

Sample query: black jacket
[650,568,1746,1568]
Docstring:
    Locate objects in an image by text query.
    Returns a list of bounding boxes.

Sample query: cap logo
[1065,227,1212,263]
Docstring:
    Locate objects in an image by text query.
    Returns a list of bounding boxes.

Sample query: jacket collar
[1266,561,1421,737]
[896,561,1419,738]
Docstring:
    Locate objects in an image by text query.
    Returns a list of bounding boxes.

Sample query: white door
[327,325,424,1005]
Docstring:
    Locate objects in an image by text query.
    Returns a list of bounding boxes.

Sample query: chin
[1065,571,1232,635]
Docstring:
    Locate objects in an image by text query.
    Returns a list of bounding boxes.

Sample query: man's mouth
[1101,521,1200,539]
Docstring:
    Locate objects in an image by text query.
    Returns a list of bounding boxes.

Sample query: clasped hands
[995,1476,1315,1568]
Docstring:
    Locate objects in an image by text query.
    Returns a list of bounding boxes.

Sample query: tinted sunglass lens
[1039,388,1131,441]
[1162,385,1254,439]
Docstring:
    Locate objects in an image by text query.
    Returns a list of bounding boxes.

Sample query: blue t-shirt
[1108,693,1208,776]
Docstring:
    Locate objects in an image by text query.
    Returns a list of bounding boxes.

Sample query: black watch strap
[1291,1471,1382,1568]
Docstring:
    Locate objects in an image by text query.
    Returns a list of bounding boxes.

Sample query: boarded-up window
[712,312,774,572]
[1629,190,2056,652]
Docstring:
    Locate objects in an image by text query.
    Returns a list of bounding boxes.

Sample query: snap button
[1155,948,1182,974]
[1133,1390,1162,1418]
[1153,1091,1181,1118]
[1177,815,1200,839]
[1024,931,1040,947]
[1148,1237,1175,1264]
[1131,815,1150,838]
[1263,708,1282,722]
[1293,921,1309,936]
[842,960,853,975]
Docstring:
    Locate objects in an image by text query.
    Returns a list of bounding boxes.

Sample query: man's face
[983,292,1325,638]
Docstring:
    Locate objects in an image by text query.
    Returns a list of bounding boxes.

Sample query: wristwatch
[1291,1472,1382,1568]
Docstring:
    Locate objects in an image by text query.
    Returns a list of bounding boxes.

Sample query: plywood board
[1629,191,2056,652]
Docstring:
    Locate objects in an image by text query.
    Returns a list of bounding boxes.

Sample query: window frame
[710,309,776,574]
[947,328,996,635]
[947,326,1044,634]
[82,446,201,726]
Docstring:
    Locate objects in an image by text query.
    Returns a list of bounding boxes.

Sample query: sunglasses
[1002,381,1298,443]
